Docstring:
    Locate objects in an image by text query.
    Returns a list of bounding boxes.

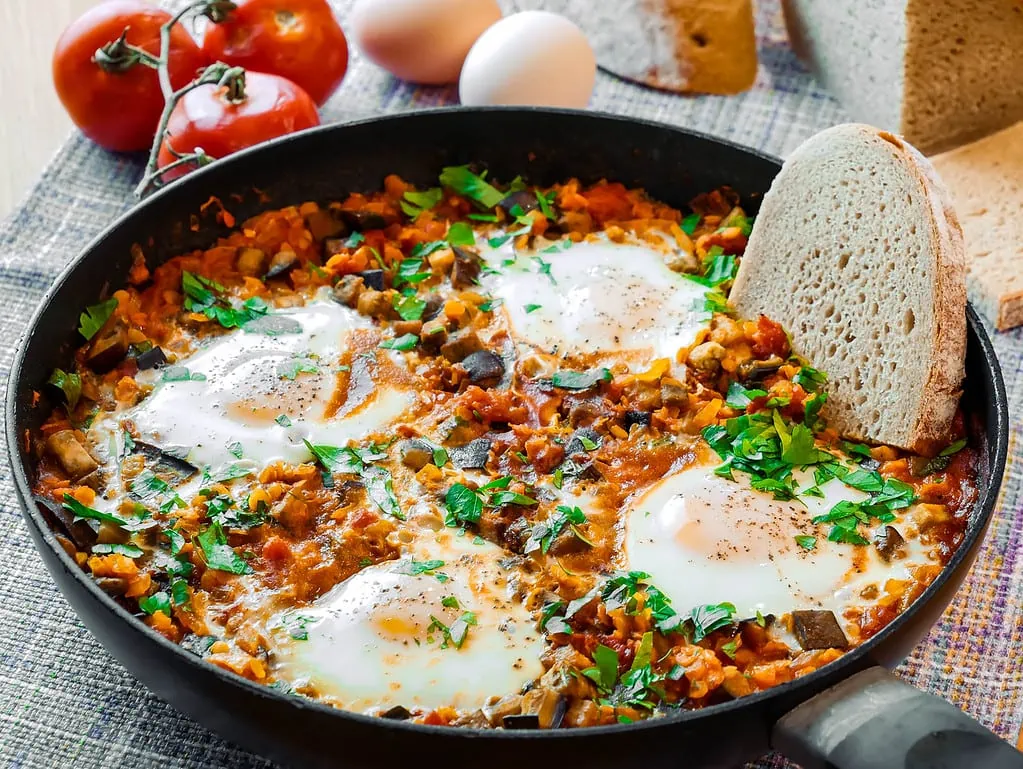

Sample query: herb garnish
[427,611,477,649]
[181,271,270,330]
[139,592,171,616]
[447,221,475,246]
[78,298,118,340]
[524,303,542,314]
[439,166,504,209]
[523,505,592,554]
[195,520,252,574]
[62,494,153,532]
[304,440,403,520]
[47,368,82,410]
[162,366,206,382]
[681,213,701,235]
[443,476,537,527]
[92,543,144,558]
[379,333,418,351]
[398,559,449,582]
[550,368,612,391]
[277,355,319,380]
[401,187,443,218]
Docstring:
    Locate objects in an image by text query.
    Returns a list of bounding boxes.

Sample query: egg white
[480,237,710,366]
[123,294,413,473]
[624,459,937,625]
[269,529,544,712]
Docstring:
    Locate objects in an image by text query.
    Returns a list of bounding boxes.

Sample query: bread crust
[731,124,967,454]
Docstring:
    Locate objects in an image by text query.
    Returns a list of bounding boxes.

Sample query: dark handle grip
[772,666,1023,769]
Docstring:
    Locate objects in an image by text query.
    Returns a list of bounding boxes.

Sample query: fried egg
[270,529,544,712]
[481,237,710,365]
[123,293,414,472]
[624,458,938,625]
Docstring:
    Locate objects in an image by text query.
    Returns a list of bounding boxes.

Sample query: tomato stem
[133,1,241,199]
[92,29,161,73]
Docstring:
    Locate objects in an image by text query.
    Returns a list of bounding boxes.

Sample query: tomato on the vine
[157,71,320,181]
[53,0,208,152]
[202,0,349,106]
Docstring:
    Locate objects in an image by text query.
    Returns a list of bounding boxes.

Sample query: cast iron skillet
[6,108,1015,769]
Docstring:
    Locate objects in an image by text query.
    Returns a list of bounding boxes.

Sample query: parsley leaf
[524,303,543,314]
[363,465,404,520]
[793,366,827,393]
[444,483,483,527]
[533,256,557,285]
[181,271,269,330]
[195,520,252,574]
[681,213,701,235]
[92,543,144,558]
[523,504,591,554]
[379,333,418,351]
[401,187,443,218]
[139,592,171,616]
[47,368,81,410]
[725,381,767,410]
[393,293,427,321]
[447,221,476,246]
[582,644,620,692]
[78,298,118,340]
[794,535,817,550]
[550,368,612,390]
[277,356,319,380]
[439,166,504,208]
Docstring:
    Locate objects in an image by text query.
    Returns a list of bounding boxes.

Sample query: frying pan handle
[772,666,1023,769]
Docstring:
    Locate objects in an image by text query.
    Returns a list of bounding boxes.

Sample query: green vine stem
[90,0,239,198]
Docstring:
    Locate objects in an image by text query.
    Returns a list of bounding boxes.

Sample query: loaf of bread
[731,124,967,454]
[508,0,758,94]
[932,121,1023,331]
[782,0,1023,155]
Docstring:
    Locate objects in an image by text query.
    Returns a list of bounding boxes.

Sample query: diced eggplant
[449,437,492,470]
[501,517,530,553]
[909,454,950,477]
[77,467,109,491]
[420,319,448,350]
[460,350,505,387]
[236,247,267,276]
[874,526,907,562]
[558,458,602,482]
[450,246,483,289]
[380,705,412,720]
[623,410,651,430]
[34,494,97,551]
[131,440,197,480]
[46,430,99,479]
[482,694,524,726]
[393,320,423,337]
[86,323,128,373]
[134,346,168,371]
[737,355,785,382]
[440,330,484,363]
[400,438,436,471]
[339,209,393,231]
[548,529,590,557]
[304,208,347,241]
[357,269,386,291]
[565,428,601,457]
[332,275,365,308]
[520,688,567,729]
[356,289,393,320]
[265,249,299,279]
[94,577,130,596]
[660,379,689,408]
[502,714,540,730]
[422,296,444,321]
[497,190,538,215]
[791,610,848,650]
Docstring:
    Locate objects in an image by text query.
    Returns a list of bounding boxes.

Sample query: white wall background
[0,0,99,218]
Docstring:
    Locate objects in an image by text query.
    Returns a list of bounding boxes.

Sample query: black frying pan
[6,108,1015,769]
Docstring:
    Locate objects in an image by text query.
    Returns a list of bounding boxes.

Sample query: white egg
[459,11,596,108]
[270,529,544,712]
[481,237,710,365]
[122,295,413,473]
[624,459,937,626]
[349,0,502,84]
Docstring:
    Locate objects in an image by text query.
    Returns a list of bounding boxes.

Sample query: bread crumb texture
[932,121,1023,331]
[731,124,966,454]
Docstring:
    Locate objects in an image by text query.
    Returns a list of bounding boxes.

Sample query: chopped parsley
[439,165,504,209]
[793,365,828,393]
[725,381,767,410]
[181,271,269,330]
[77,298,118,340]
[379,333,418,351]
[681,213,701,235]
[443,476,536,527]
[399,558,449,582]
[226,441,243,459]
[62,494,152,532]
[394,256,432,287]
[427,611,477,649]
[524,303,543,314]
[304,440,403,520]
[277,355,319,380]
[550,368,612,391]
[139,592,171,616]
[194,520,252,574]
[684,248,738,288]
[47,368,81,410]
[533,256,556,285]
[794,535,817,551]
[92,543,144,558]
[275,414,292,427]
[393,292,427,321]
[447,221,475,246]
[161,366,206,382]
[401,187,443,218]
[523,505,592,554]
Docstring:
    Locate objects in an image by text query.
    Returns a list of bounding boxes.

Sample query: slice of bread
[931,121,1023,331]
[730,124,967,454]
[507,0,757,94]
[783,0,1023,155]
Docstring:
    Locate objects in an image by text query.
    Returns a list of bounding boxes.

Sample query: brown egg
[349,0,502,85]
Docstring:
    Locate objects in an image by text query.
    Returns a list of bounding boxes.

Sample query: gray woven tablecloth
[2,2,1021,767]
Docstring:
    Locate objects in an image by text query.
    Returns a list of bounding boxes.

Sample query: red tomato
[157,71,320,181]
[202,0,349,106]
[53,0,208,152]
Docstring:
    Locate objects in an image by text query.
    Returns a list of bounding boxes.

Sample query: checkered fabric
[1,1,1020,767]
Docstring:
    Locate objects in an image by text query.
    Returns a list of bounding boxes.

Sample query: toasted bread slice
[508,0,757,94]
[932,121,1023,331]
[730,124,967,454]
